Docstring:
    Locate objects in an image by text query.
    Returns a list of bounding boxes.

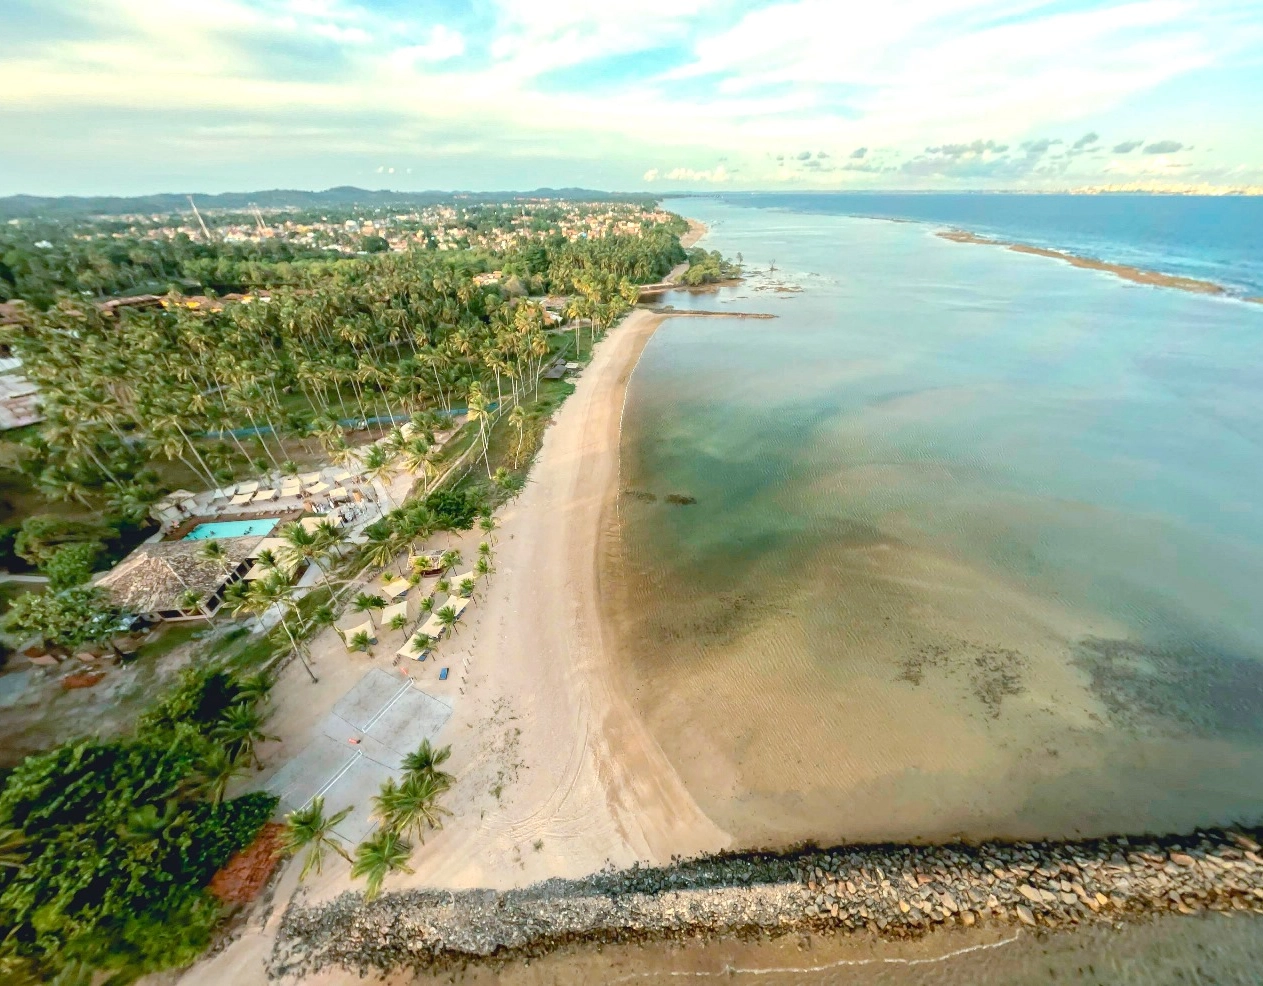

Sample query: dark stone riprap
[268,828,1263,980]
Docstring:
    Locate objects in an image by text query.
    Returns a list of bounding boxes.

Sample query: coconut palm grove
[0,194,733,982]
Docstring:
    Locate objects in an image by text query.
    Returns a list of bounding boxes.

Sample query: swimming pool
[183,518,280,540]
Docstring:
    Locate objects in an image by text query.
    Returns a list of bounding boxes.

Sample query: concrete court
[266,667,453,841]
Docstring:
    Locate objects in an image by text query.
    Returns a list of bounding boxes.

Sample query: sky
[2,0,1262,195]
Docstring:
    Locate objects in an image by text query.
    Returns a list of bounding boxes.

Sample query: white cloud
[663,165,731,182]
[2,0,1260,191]
[391,25,466,66]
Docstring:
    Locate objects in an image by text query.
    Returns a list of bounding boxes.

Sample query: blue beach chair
[438,667,449,681]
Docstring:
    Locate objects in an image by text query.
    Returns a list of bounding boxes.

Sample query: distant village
[42,200,679,256]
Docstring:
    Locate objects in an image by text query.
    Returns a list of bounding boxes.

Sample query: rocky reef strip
[269,828,1263,979]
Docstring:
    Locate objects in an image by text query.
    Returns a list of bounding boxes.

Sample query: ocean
[709,192,1263,298]
[591,194,1263,982]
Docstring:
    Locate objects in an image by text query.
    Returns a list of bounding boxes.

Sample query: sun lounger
[438,667,449,681]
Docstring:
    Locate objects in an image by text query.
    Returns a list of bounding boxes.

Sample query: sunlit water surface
[606,198,1263,846]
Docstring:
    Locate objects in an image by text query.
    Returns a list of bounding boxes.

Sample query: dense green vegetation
[0,666,278,982]
[1,223,684,515]
[679,247,742,286]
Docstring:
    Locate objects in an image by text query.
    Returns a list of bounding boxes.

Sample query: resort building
[95,536,263,623]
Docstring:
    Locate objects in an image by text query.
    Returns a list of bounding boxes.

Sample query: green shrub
[424,488,482,531]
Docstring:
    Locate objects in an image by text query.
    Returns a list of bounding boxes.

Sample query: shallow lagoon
[609,198,1263,847]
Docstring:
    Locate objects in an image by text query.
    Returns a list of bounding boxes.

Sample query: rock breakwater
[269,828,1263,980]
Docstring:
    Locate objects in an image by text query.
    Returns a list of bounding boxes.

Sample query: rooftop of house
[95,536,263,615]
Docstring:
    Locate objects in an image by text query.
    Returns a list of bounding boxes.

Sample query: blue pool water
[183,518,280,540]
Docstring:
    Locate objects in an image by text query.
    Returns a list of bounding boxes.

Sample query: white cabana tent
[380,600,408,627]
[450,570,477,589]
[299,515,342,534]
[328,487,351,501]
[306,481,331,495]
[249,537,290,558]
[299,471,322,484]
[381,577,411,599]
[252,488,278,503]
[398,631,430,660]
[236,480,260,495]
[341,618,375,649]
[230,492,253,507]
[330,468,353,483]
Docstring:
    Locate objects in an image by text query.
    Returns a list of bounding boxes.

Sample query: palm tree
[352,592,386,614]
[212,701,278,769]
[0,827,26,870]
[351,827,414,899]
[374,773,450,843]
[436,603,459,637]
[194,745,244,804]
[400,738,453,789]
[438,549,461,572]
[348,629,373,653]
[508,403,527,467]
[247,573,319,683]
[278,521,332,591]
[410,632,432,656]
[475,555,492,578]
[234,671,273,705]
[478,513,497,544]
[177,589,210,622]
[388,613,408,632]
[458,578,475,598]
[466,382,493,477]
[283,796,353,880]
[362,444,397,509]
[198,539,233,576]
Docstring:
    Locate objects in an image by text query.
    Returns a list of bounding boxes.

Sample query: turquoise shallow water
[609,198,1263,848]
[183,518,280,539]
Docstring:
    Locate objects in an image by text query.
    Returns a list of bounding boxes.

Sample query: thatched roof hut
[96,536,263,621]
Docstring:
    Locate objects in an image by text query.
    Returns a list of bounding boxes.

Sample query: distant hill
[0,186,654,219]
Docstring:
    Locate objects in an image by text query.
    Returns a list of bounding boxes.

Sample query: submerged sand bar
[937,228,1261,301]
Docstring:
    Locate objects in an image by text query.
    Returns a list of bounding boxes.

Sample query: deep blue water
[703,193,1263,297]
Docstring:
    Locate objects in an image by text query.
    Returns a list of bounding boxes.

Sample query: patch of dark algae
[269,828,1263,981]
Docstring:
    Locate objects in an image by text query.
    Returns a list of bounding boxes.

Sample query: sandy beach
[180,274,729,985]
